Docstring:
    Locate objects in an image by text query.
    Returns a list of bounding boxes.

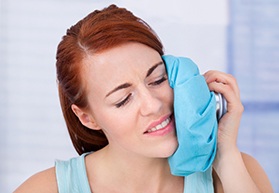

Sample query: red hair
[56,4,164,155]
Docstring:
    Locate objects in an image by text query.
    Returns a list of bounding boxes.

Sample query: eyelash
[115,93,132,108]
[148,76,167,86]
[115,76,167,108]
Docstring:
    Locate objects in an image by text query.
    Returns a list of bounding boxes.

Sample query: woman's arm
[242,153,273,192]
[204,71,273,193]
[14,167,58,193]
[213,152,273,193]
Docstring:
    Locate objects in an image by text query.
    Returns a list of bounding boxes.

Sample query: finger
[204,71,240,99]
[204,70,229,83]
[207,81,244,115]
[207,81,237,102]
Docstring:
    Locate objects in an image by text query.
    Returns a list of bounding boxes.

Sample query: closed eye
[115,93,132,108]
[148,76,167,86]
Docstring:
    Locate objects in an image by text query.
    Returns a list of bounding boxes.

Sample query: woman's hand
[203,71,265,193]
[204,70,244,154]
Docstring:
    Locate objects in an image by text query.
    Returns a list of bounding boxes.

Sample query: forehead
[81,43,162,95]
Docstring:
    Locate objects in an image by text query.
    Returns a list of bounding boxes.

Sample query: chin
[157,140,178,158]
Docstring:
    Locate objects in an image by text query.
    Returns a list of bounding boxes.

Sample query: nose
[138,85,162,117]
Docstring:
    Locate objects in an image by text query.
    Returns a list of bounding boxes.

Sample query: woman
[15,4,273,193]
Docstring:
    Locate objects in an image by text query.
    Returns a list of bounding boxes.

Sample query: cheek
[164,85,174,107]
[95,108,136,138]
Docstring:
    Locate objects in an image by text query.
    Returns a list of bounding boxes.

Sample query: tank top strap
[184,166,214,193]
[55,153,92,193]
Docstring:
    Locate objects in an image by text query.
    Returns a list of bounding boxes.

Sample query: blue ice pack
[163,55,218,176]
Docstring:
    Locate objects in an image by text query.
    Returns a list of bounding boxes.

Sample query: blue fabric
[55,153,214,193]
[184,166,214,193]
[163,55,218,176]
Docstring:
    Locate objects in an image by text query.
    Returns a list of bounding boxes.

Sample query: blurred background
[0,0,278,192]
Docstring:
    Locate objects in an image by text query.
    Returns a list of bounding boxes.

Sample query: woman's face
[81,42,177,158]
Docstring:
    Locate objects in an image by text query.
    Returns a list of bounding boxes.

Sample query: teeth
[151,127,156,132]
[156,125,162,130]
[147,117,170,133]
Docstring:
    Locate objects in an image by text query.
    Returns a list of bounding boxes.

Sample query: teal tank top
[55,153,214,193]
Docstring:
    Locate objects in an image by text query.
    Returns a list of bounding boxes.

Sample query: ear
[71,104,101,130]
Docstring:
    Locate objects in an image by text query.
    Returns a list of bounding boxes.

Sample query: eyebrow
[105,61,164,98]
[146,61,164,78]
[105,83,132,98]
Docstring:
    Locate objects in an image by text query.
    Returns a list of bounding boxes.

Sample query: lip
[143,114,175,136]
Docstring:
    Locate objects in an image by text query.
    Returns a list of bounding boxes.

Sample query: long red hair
[56,4,164,155]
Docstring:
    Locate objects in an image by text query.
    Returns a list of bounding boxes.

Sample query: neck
[88,145,184,193]
[106,145,171,180]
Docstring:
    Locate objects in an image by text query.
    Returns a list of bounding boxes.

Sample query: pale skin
[14,43,273,193]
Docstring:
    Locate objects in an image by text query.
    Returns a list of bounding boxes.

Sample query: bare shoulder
[213,152,274,193]
[241,152,274,193]
[14,167,58,193]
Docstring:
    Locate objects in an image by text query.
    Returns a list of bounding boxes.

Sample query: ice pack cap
[163,55,218,176]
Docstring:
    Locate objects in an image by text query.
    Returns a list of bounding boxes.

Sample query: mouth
[144,115,172,134]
